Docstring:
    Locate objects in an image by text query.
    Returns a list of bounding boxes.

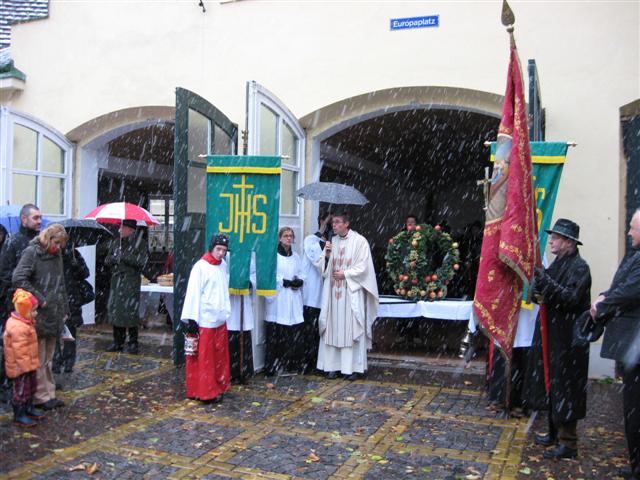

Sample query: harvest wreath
[385,224,461,301]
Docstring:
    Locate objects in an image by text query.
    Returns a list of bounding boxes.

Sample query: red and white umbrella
[84,202,160,226]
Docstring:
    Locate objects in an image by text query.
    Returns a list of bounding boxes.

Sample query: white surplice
[227,253,256,331]
[265,252,305,326]
[316,230,379,374]
[180,259,230,328]
[302,233,324,309]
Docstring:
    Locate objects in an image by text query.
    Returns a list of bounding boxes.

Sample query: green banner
[491,141,569,258]
[206,155,281,296]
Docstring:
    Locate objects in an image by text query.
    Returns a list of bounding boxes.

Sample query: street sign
[390,15,439,31]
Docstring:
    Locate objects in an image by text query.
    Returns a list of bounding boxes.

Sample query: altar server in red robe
[181,234,231,403]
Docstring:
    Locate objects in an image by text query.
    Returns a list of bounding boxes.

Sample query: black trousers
[228,330,254,382]
[113,326,138,346]
[302,306,320,374]
[487,346,527,409]
[53,324,78,371]
[623,363,640,477]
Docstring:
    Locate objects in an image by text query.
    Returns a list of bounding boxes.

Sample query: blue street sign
[390,15,439,31]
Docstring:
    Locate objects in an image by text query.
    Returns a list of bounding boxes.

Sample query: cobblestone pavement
[0,330,628,479]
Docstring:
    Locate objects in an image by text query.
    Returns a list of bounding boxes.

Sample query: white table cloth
[377,295,473,320]
[139,283,174,319]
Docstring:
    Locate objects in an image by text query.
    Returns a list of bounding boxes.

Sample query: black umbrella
[59,218,113,246]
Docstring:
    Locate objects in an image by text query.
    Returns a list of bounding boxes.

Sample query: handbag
[77,279,95,305]
[572,310,605,347]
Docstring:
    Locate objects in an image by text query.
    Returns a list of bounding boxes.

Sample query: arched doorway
[67,107,176,325]
[301,87,502,354]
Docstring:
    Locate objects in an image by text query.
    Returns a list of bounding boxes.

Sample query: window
[257,103,301,216]
[148,196,174,252]
[0,107,73,218]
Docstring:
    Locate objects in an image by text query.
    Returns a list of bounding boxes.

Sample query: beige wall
[4,0,639,295]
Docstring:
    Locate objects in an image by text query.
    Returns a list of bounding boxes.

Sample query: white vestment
[316,230,379,374]
[302,233,324,309]
[265,252,305,326]
[227,253,256,331]
[180,259,230,329]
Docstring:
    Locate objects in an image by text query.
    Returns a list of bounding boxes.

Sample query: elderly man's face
[629,212,640,248]
[21,208,42,231]
[548,233,575,257]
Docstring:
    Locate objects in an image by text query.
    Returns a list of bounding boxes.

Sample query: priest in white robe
[316,213,379,380]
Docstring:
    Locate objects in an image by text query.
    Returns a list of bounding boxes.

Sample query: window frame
[0,107,73,220]
[248,86,304,218]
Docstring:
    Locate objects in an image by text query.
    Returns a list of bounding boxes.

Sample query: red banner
[473,46,538,361]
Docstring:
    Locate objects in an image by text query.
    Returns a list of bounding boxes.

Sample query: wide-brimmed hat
[545,218,583,245]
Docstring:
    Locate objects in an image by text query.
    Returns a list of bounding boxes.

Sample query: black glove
[183,319,199,335]
[533,267,547,294]
[282,279,292,288]
[290,277,303,289]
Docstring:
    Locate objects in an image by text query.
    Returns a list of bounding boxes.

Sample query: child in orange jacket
[3,288,45,427]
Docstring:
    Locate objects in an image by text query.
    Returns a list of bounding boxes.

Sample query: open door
[173,87,237,365]
[245,81,306,371]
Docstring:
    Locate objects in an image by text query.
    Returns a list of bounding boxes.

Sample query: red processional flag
[473,44,539,362]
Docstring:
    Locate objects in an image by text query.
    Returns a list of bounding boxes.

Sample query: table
[377,295,473,320]
[139,283,174,320]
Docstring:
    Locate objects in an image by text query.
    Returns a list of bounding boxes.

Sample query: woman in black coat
[53,244,92,373]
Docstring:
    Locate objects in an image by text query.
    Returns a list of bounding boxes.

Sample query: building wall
[4,0,639,298]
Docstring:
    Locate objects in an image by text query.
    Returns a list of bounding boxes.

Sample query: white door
[245,81,306,371]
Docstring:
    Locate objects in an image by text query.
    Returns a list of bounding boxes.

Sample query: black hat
[122,219,138,229]
[209,233,230,251]
[545,218,582,245]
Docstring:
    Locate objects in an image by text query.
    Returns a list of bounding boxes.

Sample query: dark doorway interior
[319,107,499,354]
[94,123,174,324]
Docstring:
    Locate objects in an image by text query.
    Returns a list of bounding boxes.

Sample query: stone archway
[66,106,176,324]
[300,87,503,354]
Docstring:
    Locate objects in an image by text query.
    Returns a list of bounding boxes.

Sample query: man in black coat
[592,208,640,480]
[0,204,42,402]
[531,218,592,459]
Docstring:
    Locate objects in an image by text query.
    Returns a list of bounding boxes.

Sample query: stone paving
[0,336,531,480]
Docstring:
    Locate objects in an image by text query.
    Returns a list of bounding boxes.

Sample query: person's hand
[324,241,332,258]
[591,294,605,318]
[183,319,199,335]
[333,270,345,281]
[105,249,121,266]
[533,267,547,293]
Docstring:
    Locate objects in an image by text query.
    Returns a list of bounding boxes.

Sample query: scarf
[201,251,222,265]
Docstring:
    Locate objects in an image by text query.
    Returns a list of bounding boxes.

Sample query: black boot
[535,433,557,446]
[13,405,37,427]
[543,444,577,459]
[106,344,123,352]
[25,401,46,420]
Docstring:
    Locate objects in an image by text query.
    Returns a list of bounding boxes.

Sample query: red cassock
[185,324,231,401]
